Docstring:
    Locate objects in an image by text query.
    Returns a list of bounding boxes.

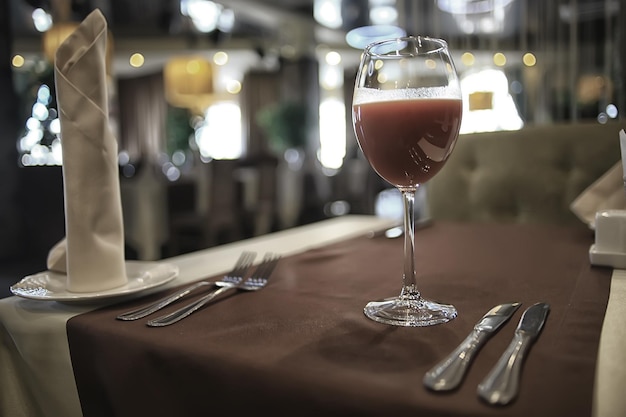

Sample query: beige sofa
[426,122,623,228]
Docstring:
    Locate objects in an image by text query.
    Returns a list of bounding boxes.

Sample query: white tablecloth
[1,215,624,417]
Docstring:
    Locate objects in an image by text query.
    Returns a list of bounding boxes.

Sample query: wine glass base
[364,297,457,327]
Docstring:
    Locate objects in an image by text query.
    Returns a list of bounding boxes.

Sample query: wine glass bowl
[352,36,462,327]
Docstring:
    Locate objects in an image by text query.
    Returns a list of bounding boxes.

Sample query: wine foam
[353,86,461,105]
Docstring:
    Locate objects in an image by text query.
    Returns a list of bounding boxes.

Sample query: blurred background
[1,0,625,283]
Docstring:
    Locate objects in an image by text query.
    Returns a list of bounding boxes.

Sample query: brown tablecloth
[67,222,612,417]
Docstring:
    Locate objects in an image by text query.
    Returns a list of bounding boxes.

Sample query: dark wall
[0,0,22,261]
[0,2,65,266]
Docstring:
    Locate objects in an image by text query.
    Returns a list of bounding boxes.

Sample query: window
[195,101,243,160]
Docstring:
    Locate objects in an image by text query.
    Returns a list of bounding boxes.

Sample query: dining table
[1,214,625,417]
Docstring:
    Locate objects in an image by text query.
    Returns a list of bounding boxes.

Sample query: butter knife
[423,302,521,391]
[477,302,550,405]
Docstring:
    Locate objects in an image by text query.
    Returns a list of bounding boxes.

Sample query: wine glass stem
[401,187,420,299]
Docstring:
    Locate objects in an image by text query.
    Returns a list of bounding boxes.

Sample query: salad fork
[116,251,257,321]
[146,253,281,327]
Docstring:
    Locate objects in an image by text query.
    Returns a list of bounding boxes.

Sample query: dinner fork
[116,251,257,321]
[146,253,281,327]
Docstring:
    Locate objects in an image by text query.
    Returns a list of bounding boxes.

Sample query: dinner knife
[423,302,521,391]
[477,302,550,405]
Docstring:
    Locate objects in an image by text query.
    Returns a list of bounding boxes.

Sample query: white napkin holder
[590,209,626,268]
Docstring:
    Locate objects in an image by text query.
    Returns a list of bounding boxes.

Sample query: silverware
[116,251,257,321]
[146,253,280,327]
[423,302,521,391]
[477,302,550,405]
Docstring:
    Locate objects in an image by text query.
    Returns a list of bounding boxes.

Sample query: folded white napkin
[46,9,127,292]
[570,160,626,229]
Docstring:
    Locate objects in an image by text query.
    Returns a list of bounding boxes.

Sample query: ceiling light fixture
[181,0,223,33]
[314,0,343,29]
[345,25,406,49]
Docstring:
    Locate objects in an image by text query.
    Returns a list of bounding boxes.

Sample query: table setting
[65,222,611,417]
[1,12,626,417]
[2,217,625,417]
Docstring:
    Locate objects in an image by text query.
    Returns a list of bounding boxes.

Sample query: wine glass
[352,36,462,327]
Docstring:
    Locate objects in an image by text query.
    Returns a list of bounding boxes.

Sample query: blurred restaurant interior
[1,0,625,295]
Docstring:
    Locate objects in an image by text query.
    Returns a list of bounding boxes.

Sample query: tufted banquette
[426,122,623,228]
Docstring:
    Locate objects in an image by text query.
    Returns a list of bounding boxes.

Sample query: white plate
[10,261,178,303]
